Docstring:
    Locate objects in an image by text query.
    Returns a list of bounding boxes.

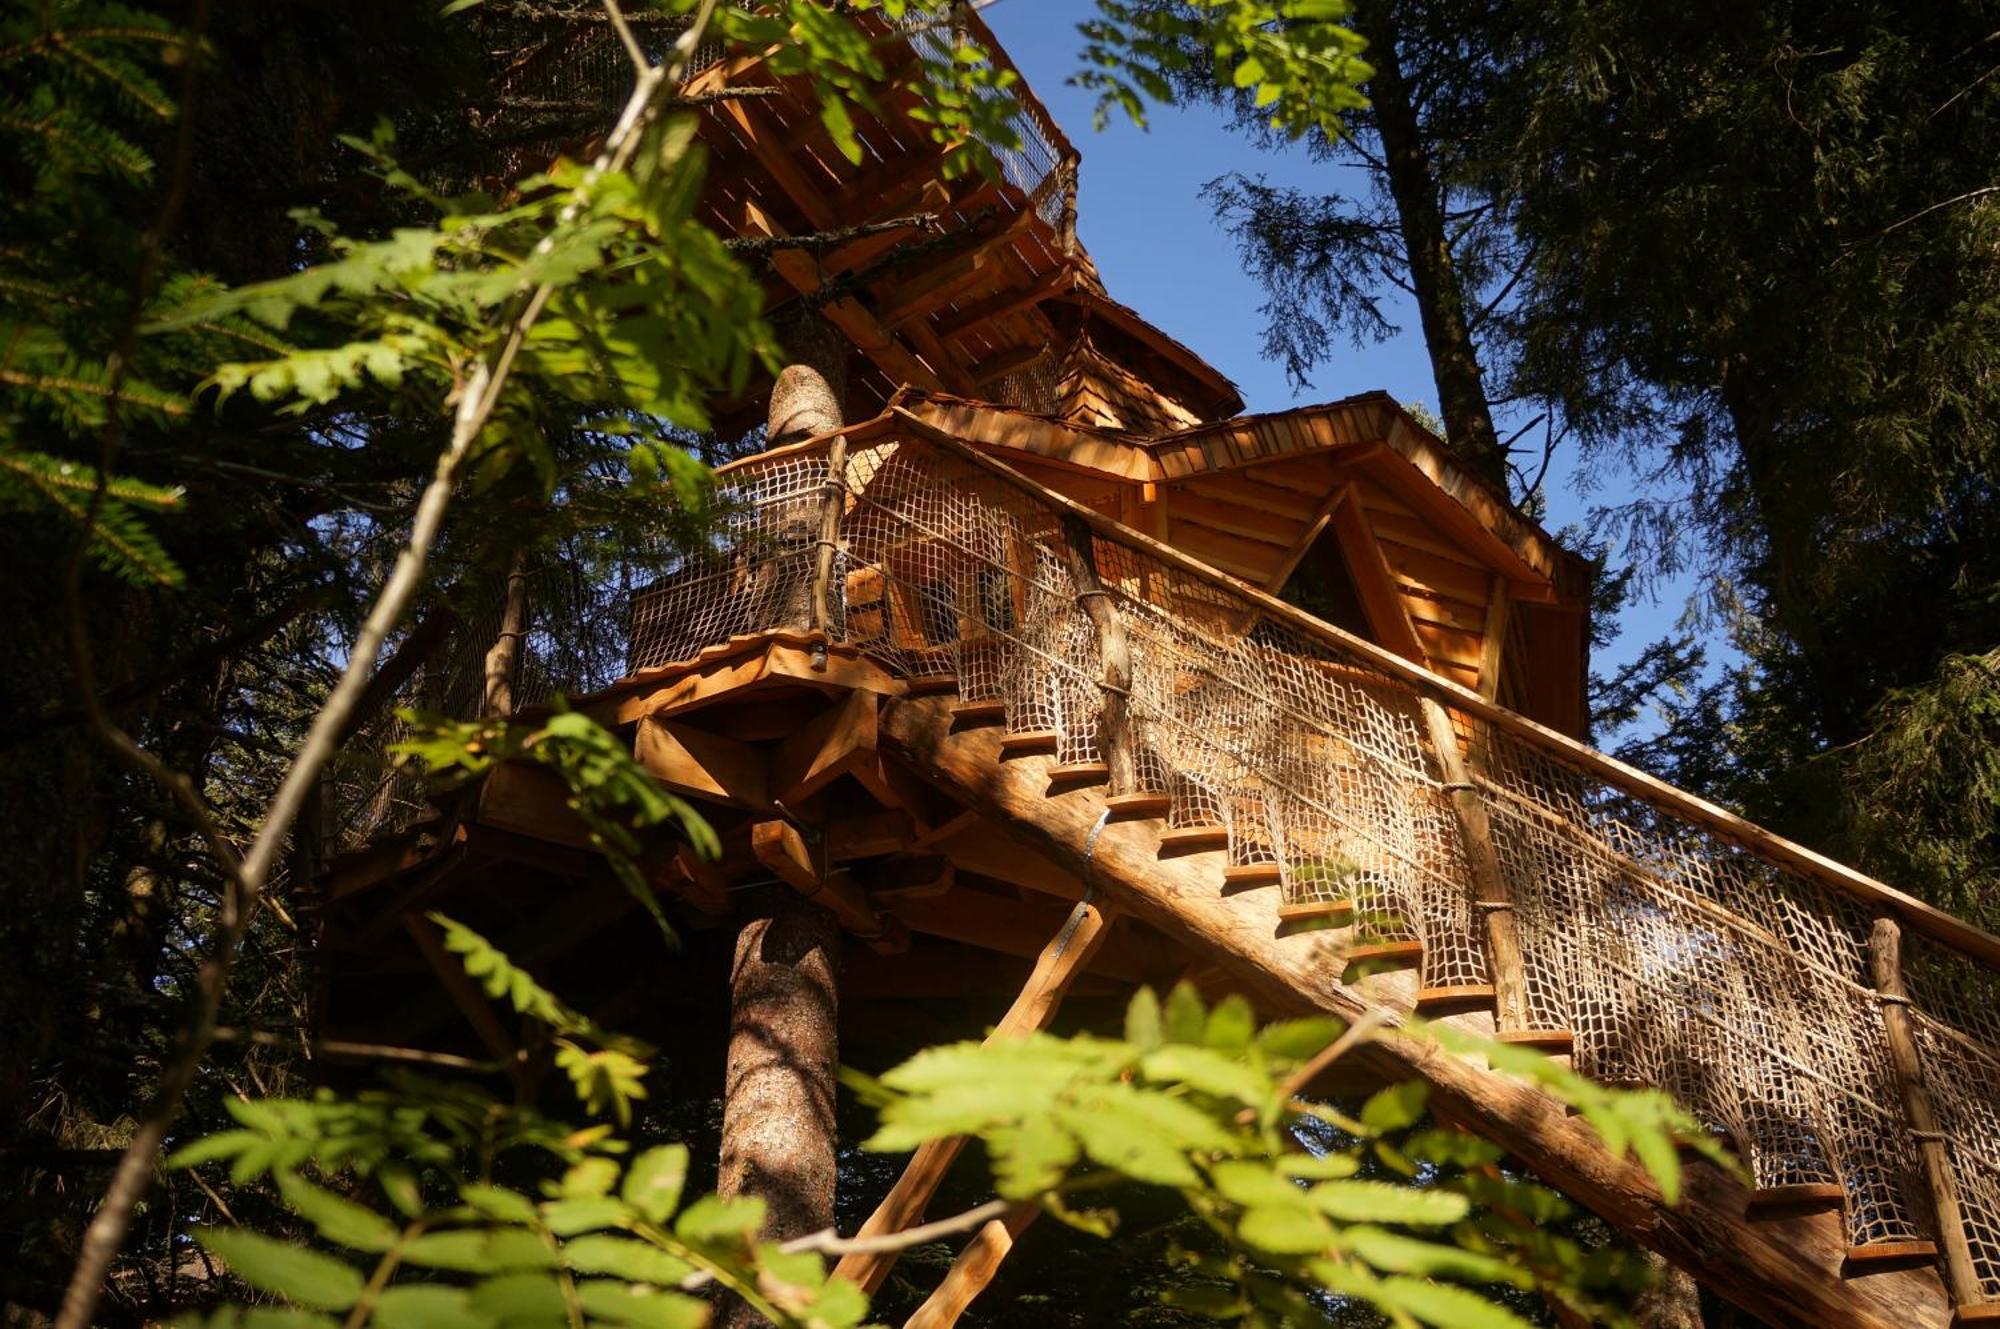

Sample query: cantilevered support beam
[834,896,1117,1295]
[750,818,908,955]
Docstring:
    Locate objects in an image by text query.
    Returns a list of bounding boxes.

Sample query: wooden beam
[635,716,771,809]
[905,1202,1039,1329]
[931,264,1074,338]
[930,821,1084,901]
[1327,491,1427,664]
[771,690,879,805]
[859,854,954,901]
[887,889,1168,985]
[1475,576,1510,703]
[476,762,594,851]
[835,895,1118,1294]
[1869,919,1984,1311]
[751,818,908,954]
[968,344,1046,387]
[1261,482,1355,593]
[720,98,838,230]
[403,914,518,1070]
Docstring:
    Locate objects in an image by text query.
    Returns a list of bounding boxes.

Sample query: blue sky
[980,2,1709,693]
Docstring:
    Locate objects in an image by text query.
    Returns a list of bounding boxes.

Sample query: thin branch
[1274,1009,1388,1105]
[53,5,722,1325]
[675,1198,1016,1293]
[212,1026,507,1073]
[1872,184,2000,239]
[725,212,939,257]
[674,85,783,107]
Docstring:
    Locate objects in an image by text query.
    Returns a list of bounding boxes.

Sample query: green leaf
[1163,981,1207,1044]
[1631,1120,1683,1205]
[401,1228,559,1272]
[1360,1080,1429,1134]
[371,1286,484,1329]
[462,1184,538,1225]
[1276,1151,1360,1180]
[1141,1044,1270,1105]
[622,1144,688,1223]
[673,1193,764,1245]
[1124,985,1163,1049]
[574,1281,708,1329]
[275,1172,400,1252]
[1202,995,1255,1049]
[1256,1016,1341,1061]
[1370,1275,1536,1329]
[195,1229,364,1311]
[466,1273,567,1325]
[1236,1204,1334,1255]
[561,1156,620,1199]
[563,1235,693,1283]
[987,1115,1081,1198]
[1309,1179,1469,1225]
[540,1194,629,1236]
[1342,1226,1530,1287]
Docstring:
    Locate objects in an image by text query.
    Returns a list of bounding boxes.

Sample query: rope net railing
[616,431,2000,1294]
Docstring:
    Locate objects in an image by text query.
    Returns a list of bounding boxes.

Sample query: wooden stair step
[1342,939,1423,982]
[1277,898,1354,924]
[998,729,1059,756]
[1493,1029,1576,1055]
[1045,761,1109,787]
[1157,824,1229,855]
[1746,1183,1847,1215]
[1416,983,1498,1015]
[905,674,959,696]
[1104,791,1173,821]
[1222,862,1283,889]
[1953,1303,2000,1325]
[951,698,1008,724]
[1844,1241,1940,1271]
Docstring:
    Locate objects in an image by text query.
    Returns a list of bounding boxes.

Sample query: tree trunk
[1352,0,1507,486]
[1636,1250,1706,1329]
[714,319,851,1327]
[716,889,840,1325]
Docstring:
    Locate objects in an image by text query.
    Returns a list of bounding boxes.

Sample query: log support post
[1867,918,1985,1313]
[481,549,531,719]
[809,431,849,666]
[1061,516,1135,796]
[904,1200,1039,1329]
[834,895,1116,1295]
[1417,698,1527,1032]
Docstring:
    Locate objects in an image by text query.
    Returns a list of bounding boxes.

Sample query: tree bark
[1352,0,1507,486]
[1635,1249,1706,1329]
[717,888,840,1326]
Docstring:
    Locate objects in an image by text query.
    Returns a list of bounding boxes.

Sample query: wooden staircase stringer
[877,690,1955,1329]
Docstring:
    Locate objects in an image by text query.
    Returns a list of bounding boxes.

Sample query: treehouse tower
[319,13,2000,1329]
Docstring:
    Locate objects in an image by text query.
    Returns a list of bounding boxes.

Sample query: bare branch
[725,212,940,257]
[676,1199,1017,1293]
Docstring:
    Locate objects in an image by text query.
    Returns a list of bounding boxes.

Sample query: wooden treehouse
[320,13,2000,1328]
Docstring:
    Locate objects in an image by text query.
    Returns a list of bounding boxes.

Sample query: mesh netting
[607,432,2000,1284]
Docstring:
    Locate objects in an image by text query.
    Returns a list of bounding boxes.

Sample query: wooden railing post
[481,550,530,719]
[808,433,850,664]
[1061,516,1135,795]
[1417,698,1527,1032]
[1868,918,1985,1311]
